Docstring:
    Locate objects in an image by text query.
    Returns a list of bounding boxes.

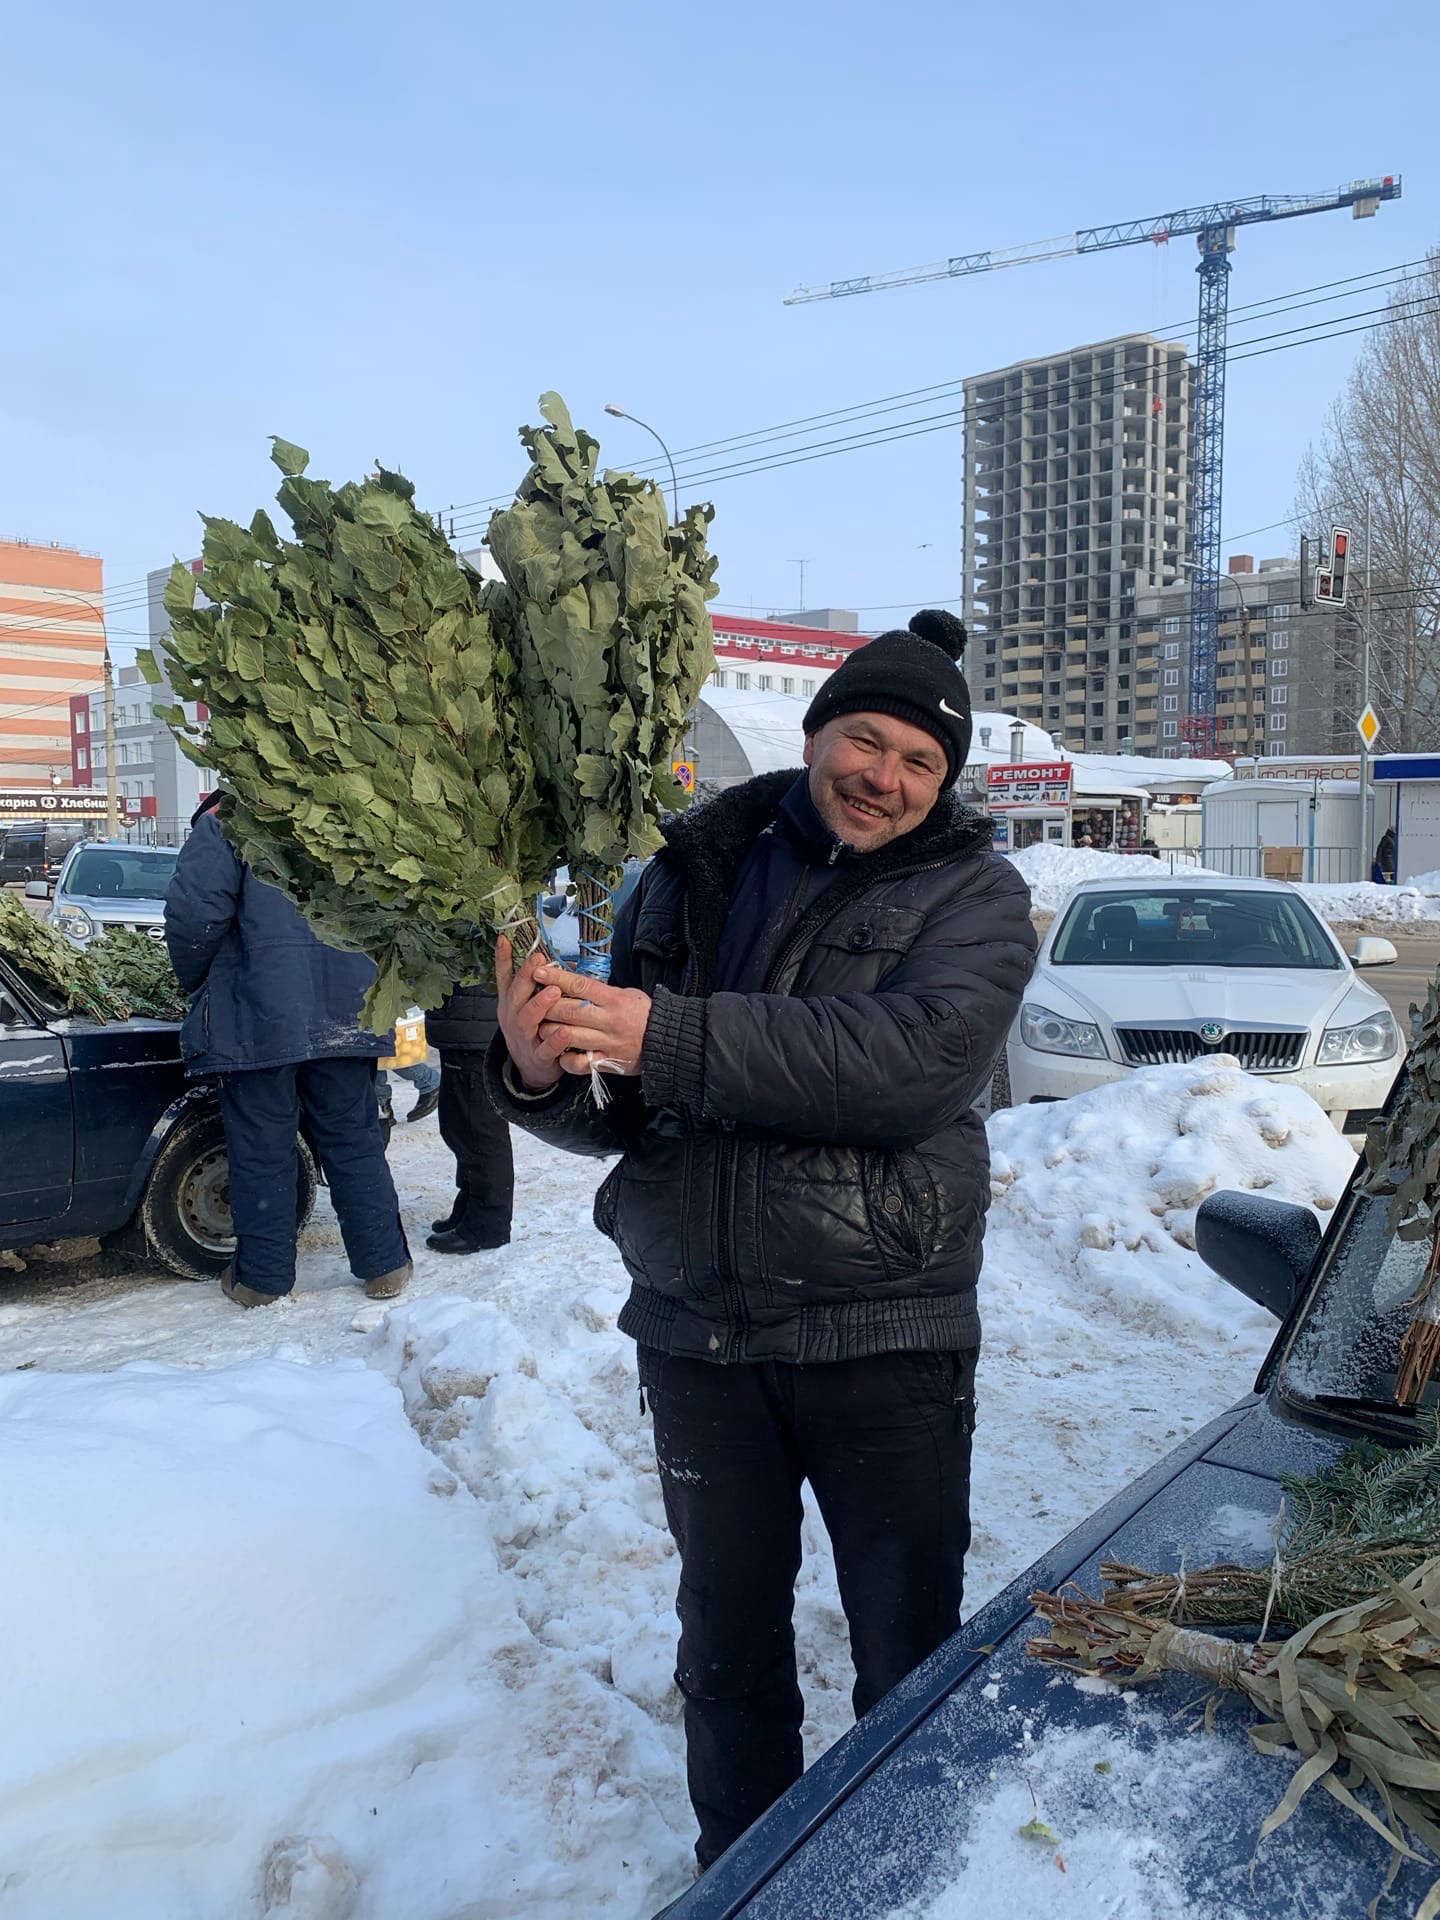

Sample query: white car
[1000,875,1403,1132]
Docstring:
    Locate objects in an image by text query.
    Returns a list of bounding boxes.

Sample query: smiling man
[489,609,1037,1882]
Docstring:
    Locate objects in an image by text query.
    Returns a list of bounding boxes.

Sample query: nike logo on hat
[940,699,965,717]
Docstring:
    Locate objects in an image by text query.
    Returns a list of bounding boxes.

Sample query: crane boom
[786,176,1401,757]
[784,180,1401,305]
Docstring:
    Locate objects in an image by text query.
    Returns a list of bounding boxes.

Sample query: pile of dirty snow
[0,1064,1358,1919]
[1294,877,1440,929]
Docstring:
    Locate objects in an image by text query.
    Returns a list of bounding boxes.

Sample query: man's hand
[495,936,569,1093]
[534,964,653,1080]
[494,940,655,1090]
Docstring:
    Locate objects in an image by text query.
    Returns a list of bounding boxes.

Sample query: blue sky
[4,0,1436,657]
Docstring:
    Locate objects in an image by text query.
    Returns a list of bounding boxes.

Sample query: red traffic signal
[1314,526,1352,607]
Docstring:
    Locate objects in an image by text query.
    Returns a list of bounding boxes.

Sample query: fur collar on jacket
[656,769,994,994]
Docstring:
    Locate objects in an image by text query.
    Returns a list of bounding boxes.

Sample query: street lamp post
[603,403,680,526]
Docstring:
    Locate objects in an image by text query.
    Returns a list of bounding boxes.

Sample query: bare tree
[1295,252,1440,752]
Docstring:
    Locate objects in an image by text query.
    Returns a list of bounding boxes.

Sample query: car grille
[94,919,166,941]
[1115,1027,1307,1072]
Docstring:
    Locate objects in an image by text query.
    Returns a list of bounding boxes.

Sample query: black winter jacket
[426,984,500,1055]
[488,771,1037,1363]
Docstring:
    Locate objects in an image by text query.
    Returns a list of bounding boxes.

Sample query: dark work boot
[425,1221,511,1256]
[406,1086,440,1124]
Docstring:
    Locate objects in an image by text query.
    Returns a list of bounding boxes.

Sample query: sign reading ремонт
[986,762,1074,810]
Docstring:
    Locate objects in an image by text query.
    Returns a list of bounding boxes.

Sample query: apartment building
[963,335,1192,753]
[1135,555,1361,759]
[0,539,105,788]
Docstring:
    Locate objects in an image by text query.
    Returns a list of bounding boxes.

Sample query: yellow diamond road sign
[1356,703,1381,751]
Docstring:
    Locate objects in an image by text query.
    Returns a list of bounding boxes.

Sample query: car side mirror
[1351,936,1398,967]
[1195,1192,1322,1318]
[23,879,52,900]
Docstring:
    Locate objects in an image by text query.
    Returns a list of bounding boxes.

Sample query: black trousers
[218,1057,409,1297]
[638,1344,977,1870]
[437,1051,515,1243]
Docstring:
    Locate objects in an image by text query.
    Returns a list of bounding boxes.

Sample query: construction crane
[787,178,1402,755]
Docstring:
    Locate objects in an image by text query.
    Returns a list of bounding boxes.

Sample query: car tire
[140,1110,319,1281]
[988,1053,1012,1113]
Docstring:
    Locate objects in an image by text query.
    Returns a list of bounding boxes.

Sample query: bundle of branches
[0,892,187,1023]
[1076,1417,1440,1634]
[1364,978,1440,1403]
[148,439,556,1031]
[1028,1563,1440,1915]
[486,392,716,974]
[1025,1422,1440,1912]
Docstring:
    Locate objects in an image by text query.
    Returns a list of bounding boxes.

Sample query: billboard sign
[986,762,1073,810]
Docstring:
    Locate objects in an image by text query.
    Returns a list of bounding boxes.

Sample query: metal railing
[1198,844,1363,886]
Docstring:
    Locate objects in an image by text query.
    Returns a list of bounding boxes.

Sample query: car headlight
[53,906,96,943]
[1019,1002,1108,1060]
[1318,1011,1399,1066]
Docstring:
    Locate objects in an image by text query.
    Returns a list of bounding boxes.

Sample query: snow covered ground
[0,1063,1356,1919]
[1008,840,1440,929]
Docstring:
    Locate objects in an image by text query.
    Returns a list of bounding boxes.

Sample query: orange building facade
[0,540,105,788]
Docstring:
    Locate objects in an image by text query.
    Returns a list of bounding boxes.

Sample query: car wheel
[140,1111,319,1281]
[989,1052,1012,1113]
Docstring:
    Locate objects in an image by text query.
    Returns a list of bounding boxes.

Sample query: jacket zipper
[713,850,951,1358]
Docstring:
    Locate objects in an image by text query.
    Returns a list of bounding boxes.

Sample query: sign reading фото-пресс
[986,762,1074,810]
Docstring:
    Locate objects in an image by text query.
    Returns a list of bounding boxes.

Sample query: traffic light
[1315,525,1351,607]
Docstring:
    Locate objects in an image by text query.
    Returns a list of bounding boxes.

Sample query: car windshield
[1050,887,1343,970]
[1281,1181,1440,1422]
[65,848,178,901]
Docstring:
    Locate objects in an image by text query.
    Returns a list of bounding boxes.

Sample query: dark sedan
[669,1083,1436,1918]
[0,951,314,1279]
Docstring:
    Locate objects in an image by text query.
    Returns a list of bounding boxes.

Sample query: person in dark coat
[423,985,514,1254]
[164,796,411,1308]
[489,611,1037,1871]
[1374,825,1397,885]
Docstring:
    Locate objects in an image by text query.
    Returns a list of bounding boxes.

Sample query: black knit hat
[802,610,971,790]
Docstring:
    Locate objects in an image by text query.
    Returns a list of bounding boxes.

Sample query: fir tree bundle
[1026,1420,1440,1914]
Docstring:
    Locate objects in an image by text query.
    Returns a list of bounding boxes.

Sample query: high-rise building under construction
[963,334,1194,754]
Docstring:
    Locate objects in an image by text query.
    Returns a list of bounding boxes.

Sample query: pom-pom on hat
[801,609,972,790]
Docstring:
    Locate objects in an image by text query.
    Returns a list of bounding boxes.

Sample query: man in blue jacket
[164,796,411,1308]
